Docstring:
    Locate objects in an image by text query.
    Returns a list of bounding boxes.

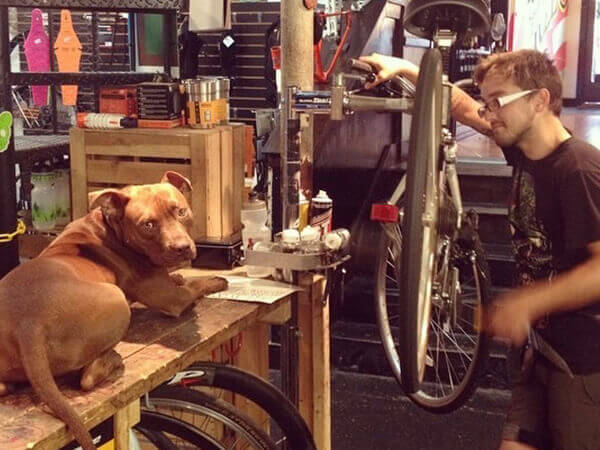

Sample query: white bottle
[241,191,272,278]
[31,161,57,232]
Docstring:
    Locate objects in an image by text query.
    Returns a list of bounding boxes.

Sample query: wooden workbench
[0,268,331,450]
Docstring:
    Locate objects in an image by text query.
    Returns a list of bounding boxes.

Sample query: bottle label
[310,208,332,236]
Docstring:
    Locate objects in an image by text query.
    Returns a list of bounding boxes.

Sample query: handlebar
[287,59,417,120]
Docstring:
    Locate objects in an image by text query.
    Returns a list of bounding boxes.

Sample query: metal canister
[215,77,230,125]
[184,78,218,129]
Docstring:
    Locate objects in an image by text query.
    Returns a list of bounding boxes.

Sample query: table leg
[297,273,330,450]
[114,399,140,450]
[235,321,271,433]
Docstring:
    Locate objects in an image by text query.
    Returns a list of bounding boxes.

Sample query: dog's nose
[169,242,192,254]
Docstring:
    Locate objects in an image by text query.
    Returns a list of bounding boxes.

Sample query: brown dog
[0,171,227,449]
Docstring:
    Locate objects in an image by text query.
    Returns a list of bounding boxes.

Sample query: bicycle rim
[375,220,404,385]
[408,235,491,412]
[136,410,222,449]
[376,215,491,412]
[144,386,277,450]
[400,48,443,393]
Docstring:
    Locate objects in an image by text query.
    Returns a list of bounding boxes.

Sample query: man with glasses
[360,49,600,449]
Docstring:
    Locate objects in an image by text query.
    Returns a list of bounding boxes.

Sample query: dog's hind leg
[80,349,124,391]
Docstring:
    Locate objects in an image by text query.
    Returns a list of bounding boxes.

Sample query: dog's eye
[141,220,157,233]
[177,208,187,217]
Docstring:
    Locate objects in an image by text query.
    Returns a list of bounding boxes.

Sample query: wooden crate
[69,125,245,241]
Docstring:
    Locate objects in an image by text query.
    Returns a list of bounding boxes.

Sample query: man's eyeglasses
[477,89,538,118]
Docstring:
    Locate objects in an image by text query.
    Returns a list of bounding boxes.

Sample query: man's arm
[487,243,600,346]
[359,53,491,135]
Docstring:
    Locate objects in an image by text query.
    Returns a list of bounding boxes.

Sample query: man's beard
[491,122,531,148]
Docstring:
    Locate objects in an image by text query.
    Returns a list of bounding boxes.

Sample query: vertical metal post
[162,11,172,78]
[91,12,99,112]
[0,6,20,277]
[280,0,314,231]
[128,12,137,72]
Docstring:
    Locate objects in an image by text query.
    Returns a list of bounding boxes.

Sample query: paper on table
[204,276,302,304]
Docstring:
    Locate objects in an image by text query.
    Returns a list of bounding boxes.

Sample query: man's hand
[359,53,419,89]
[485,293,533,347]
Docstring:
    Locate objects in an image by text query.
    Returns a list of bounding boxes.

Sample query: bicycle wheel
[399,48,443,393]
[144,385,277,450]
[409,220,491,411]
[166,362,316,450]
[135,410,221,449]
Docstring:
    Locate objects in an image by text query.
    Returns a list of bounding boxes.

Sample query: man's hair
[473,49,563,116]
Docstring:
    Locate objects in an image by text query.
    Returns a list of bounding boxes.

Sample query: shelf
[0,0,181,12]
[9,71,159,85]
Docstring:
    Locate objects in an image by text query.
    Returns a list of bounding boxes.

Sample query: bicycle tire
[134,426,177,449]
[136,410,221,449]
[375,210,492,412]
[408,222,491,412]
[146,385,278,450]
[173,362,317,450]
[399,48,443,394]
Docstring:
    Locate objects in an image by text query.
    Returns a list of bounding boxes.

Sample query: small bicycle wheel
[144,385,278,450]
[399,48,443,393]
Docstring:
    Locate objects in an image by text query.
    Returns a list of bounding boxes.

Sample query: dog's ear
[89,189,130,221]
[161,171,192,193]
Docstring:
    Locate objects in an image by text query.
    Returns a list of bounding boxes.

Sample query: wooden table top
[0,268,290,449]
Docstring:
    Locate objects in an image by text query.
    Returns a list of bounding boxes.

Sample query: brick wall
[195,1,280,127]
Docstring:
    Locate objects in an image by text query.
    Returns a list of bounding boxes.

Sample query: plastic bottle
[299,191,309,230]
[52,156,71,226]
[241,191,272,278]
[31,160,57,232]
[300,225,321,253]
[324,228,350,252]
[310,190,333,237]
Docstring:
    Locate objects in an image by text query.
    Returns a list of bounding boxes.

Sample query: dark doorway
[578,0,600,101]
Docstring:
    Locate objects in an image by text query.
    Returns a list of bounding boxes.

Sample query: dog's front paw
[170,273,186,286]
[204,276,228,295]
[187,276,228,298]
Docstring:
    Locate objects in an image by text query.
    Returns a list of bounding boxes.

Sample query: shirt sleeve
[560,169,600,250]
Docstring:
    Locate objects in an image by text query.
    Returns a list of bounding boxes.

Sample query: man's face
[479,74,536,148]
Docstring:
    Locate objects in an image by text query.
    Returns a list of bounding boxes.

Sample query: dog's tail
[18,326,97,450]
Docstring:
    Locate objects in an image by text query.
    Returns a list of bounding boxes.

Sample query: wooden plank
[113,399,140,450]
[69,127,89,219]
[260,300,291,325]
[86,160,191,186]
[297,273,331,450]
[232,124,246,233]
[219,127,234,237]
[311,277,330,450]
[83,130,191,159]
[189,133,208,240]
[205,133,223,239]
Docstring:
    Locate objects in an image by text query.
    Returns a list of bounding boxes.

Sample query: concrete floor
[331,370,509,450]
